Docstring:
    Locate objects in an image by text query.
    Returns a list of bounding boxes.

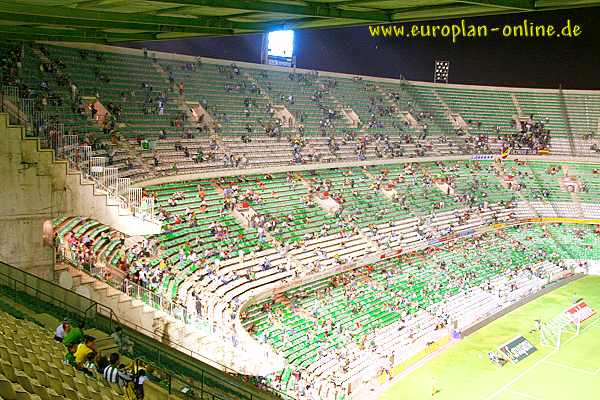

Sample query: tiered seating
[515,90,567,137]
[242,224,600,398]
[436,86,517,134]
[563,92,600,137]
[53,159,600,304]
[0,311,121,400]
[6,40,600,184]
[48,155,600,400]
[144,178,269,300]
[49,46,179,137]
[311,167,411,228]
[559,162,600,204]
[249,69,327,138]
[54,216,126,272]
[401,85,454,135]
[497,161,572,203]
[19,46,102,139]
[223,173,341,244]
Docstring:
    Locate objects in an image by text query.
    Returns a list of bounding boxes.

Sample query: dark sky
[124,7,600,90]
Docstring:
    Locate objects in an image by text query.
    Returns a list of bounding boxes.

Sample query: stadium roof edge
[0,0,600,42]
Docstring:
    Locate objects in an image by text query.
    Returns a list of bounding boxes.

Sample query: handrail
[0,267,92,322]
[1,86,148,222]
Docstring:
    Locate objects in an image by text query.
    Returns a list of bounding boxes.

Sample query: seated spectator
[96,353,110,375]
[64,343,78,368]
[103,352,132,387]
[82,351,98,376]
[54,319,70,342]
[63,320,85,346]
[75,335,97,365]
[128,369,147,399]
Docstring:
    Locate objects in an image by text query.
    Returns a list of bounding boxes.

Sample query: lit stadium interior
[1,1,600,400]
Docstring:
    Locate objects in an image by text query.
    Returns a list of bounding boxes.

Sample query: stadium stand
[241,224,600,398]
[47,155,600,398]
[3,39,600,400]
[3,40,600,189]
[0,311,123,400]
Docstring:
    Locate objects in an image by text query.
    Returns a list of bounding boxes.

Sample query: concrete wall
[0,114,59,278]
[0,113,147,278]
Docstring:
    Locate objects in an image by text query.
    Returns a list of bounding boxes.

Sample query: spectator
[63,320,85,347]
[74,335,97,365]
[54,319,70,342]
[129,369,147,399]
[81,351,99,376]
[97,353,110,375]
[64,343,77,368]
[103,352,132,387]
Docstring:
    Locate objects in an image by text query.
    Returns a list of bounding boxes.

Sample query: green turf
[380,276,600,400]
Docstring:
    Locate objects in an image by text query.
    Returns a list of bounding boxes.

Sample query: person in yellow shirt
[74,335,96,365]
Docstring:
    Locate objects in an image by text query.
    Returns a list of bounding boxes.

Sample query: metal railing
[58,245,292,399]
[1,85,18,104]
[63,247,192,325]
[0,260,102,326]
[0,260,286,400]
[1,85,157,224]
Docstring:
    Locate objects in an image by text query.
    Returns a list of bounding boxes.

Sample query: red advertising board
[565,301,595,323]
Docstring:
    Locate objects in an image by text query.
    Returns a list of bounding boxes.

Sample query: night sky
[124,7,600,90]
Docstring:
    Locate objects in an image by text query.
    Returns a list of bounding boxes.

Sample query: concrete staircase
[433,91,468,132]
[374,83,422,131]
[299,172,381,253]
[569,192,586,218]
[558,87,577,156]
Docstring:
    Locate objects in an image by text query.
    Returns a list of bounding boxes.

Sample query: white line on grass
[542,360,596,375]
[506,388,543,400]
[484,316,600,400]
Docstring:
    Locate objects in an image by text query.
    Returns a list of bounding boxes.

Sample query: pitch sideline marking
[484,315,600,400]
[542,360,596,375]
[506,388,543,400]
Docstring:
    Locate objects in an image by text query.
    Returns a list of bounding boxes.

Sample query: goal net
[540,308,581,349]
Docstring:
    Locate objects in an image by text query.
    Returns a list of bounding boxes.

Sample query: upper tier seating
[3,40,600,184]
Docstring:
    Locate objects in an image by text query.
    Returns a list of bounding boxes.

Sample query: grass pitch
[380,276,600,400]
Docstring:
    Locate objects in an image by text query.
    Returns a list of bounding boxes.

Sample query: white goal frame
[540,308,581,349]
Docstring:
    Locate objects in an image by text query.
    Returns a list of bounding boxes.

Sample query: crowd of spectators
[504,115,551,151]
[246,222,575,399]
[54,319,148,398]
